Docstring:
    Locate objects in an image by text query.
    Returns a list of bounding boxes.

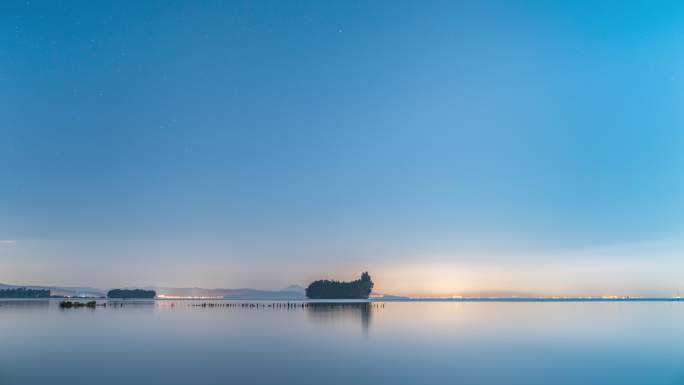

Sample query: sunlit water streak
[0,300,682,385]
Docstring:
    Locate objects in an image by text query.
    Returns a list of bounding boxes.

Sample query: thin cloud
[0,240,16,244]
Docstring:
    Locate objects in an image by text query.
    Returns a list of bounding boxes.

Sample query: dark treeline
[306,272,374,299]
[107,289,156,299]
[59,300,98,309]
[0,288,50,298]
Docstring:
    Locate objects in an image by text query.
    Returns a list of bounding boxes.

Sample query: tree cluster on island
[305,272,374,299]
[0,288,50,298]
[107,289,156,299]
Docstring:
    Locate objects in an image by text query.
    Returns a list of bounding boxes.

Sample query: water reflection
[306,302,382,332]
[0,301,682,385]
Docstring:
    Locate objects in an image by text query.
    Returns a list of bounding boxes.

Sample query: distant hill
[282,285,306,294]
[143,286,307,300]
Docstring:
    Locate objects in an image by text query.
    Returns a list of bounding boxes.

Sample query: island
[107,289,156,299]
[305,272,374,299]
[59,300,98,308]
[0,288,50,298]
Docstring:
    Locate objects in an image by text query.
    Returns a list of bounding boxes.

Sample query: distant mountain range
[144,285,308,299]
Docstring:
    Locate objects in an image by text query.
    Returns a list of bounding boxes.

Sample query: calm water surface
[0,300,682,385]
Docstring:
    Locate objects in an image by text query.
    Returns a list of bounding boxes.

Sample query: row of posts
[190,302,385,309]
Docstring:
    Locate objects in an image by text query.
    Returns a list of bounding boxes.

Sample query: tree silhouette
[107,289,156,299]
[305,272,374,299]
[0,288,50,298]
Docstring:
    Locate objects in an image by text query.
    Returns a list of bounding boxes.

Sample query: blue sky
[1,1,683,295]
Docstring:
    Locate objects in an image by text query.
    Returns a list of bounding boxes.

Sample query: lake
[0,300,682,385]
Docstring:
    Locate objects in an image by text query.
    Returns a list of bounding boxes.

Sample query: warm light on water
[0,300,682,385]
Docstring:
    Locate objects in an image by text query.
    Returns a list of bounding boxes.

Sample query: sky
[1,1,683,296]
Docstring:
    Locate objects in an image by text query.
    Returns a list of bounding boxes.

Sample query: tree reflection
[306,302,383,333]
